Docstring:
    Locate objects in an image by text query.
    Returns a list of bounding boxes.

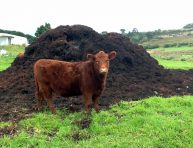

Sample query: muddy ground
[1,25,193,122]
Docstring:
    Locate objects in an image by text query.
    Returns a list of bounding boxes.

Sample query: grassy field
[1,96,193,147]
[155,58,193,70]
[0,45,25,71]
[153,46,193,51]
[148,46,193,69]
[142,35,193,48]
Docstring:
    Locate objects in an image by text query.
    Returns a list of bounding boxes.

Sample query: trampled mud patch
[1,25,193,123]
[73,117,92,129]
[0,126,18,137]
[71,131,91,141]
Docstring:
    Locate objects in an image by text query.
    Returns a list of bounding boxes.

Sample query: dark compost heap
[1,25,193,121]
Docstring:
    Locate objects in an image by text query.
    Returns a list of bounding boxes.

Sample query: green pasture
[0,56,16,71]
[148,46,193,69]
[0,45,25,71]
[1,96,193,147]
[0,45,25,56]
[155,58,193,70]
[142,35,193,48]
[153,46,193,51]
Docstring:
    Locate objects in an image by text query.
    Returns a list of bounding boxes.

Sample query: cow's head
[87,50,117,75]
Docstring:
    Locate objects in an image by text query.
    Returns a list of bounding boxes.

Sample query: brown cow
[33,50,116,113]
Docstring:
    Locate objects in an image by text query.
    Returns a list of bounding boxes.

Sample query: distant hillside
[122,23,193,49]
[0,29,35,44]
[141,35,193,49]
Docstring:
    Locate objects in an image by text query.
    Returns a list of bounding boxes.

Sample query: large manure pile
[1,25,193,121]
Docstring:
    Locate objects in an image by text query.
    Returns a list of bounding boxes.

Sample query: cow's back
[34,59,82,96]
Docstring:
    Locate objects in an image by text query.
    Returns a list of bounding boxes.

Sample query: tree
[101,31,108,35]
[35,23,51,37]
[183,23,193,29]
[145,32,154,39]
[25,34,36,44]
[120,29,126,35]
[132,28,138,33]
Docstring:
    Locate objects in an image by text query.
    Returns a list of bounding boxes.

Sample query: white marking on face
[100,68,108,74]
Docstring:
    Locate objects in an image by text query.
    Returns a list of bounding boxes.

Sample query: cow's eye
[106,60,109,62]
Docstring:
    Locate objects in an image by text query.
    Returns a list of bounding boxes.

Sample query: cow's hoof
[95,110,100,113]
[32,105,41,111]
[84,111,91,116]
[51,110,57,114]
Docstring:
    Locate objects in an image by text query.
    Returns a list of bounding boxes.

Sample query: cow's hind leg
[36,91,44,111]
[34,88,45,111]
[83,93,92,114]
[43,88,56,114]
[92,95,100,113]
[34,78,44,111]
[46,98,56,114]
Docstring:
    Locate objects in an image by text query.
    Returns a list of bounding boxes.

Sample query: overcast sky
[1,0,193,35]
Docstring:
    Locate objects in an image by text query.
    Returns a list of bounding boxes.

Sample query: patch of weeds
[25,127,35,136]
[73,117,92,129]
[56,108,71,120]
[47,128,58,137]
[0,122,12,128]
[71,130,91,141]
[114,112,124,119]
[46,128,59,141]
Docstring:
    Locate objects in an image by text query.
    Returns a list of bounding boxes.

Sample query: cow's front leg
[83,93,92,114]
[47,98,56,114]
[92,95,100,113]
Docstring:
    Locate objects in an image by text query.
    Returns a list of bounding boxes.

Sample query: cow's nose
[99,68,108,74]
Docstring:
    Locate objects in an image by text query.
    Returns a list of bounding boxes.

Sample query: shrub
[143,44,159,49]
[163,44,171,48]
[188,43,193,47]
[177,42,189,47]
[164,56,175,60]
[181,58,186,61]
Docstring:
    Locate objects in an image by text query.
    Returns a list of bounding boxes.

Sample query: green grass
[152,46,193,51]
[0,45,25,71]
[0,45,25,56]
[0,122,12,128]
[0,56,16,71]
[1,96,193,147]
[148,46,193,69]
[154,58,193,70]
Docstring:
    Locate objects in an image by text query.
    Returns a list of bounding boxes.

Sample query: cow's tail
[35,77,40,98]
[34,62,41,99]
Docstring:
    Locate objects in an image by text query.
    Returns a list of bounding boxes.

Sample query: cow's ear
[87,54,95,61]
[108,51,117,60]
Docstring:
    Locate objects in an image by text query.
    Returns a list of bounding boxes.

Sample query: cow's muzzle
[99,68,108,74]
